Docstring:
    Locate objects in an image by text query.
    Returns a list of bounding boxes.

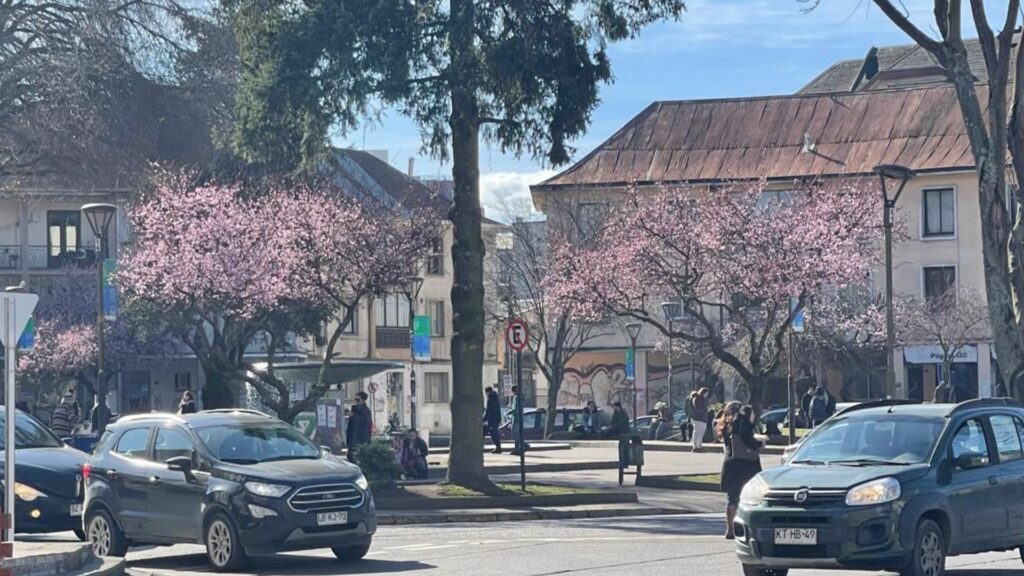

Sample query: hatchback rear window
[793,415,944,465]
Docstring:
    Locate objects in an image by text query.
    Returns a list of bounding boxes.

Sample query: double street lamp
[874,164,915,401]
[82,203,117,434]
[660,301,682,412]
[625,322,642,415]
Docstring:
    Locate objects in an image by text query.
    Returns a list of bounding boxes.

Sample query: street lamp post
[625,323,642,416]
[405,276,424,431]
[82,203,116,434]
[874,164,915,400]
[660,301,682,412]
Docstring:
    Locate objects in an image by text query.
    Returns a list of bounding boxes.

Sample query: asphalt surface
[100,514,1024,576]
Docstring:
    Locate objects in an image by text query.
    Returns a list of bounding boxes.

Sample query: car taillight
[82,463,91,482]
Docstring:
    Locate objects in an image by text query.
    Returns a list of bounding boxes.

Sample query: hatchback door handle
[989,476,1000,486]
[149,476,161,485]
[106,470,119,479]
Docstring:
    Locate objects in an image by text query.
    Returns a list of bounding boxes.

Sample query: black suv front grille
[288,483,364,513]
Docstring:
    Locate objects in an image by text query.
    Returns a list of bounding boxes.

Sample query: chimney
[408,157,415,177]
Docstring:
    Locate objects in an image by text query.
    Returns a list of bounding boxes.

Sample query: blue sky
[333,0,1010,213]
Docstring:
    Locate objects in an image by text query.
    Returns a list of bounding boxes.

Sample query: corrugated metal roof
[533,85,977,192]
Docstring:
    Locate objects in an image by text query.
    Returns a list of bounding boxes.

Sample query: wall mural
[559,351,633,412]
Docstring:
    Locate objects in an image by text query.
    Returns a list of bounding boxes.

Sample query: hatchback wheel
[205,513,248,572]
[902,519,945,576]
[86,509,127,558]
[332,541,371,561]
[741,567,788,576]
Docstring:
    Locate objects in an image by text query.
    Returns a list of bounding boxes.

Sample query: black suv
[83,410,375,571]
[736,399,1024,576]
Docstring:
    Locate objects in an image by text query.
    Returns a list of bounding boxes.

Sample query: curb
[378,506,682,525]
[74,557,126,576]
[0,543,124,576]
[376,491,638,511]
[637,475,720,492]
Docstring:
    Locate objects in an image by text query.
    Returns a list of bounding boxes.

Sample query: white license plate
[69,504,83,517]
[775,528,817,545]
[316,511,348,526]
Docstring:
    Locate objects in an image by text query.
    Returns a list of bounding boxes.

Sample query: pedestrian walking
[401,429,430,479]
[718,402,765,540]
[600,401,630,439]
[483,386,503,453]
[808,386,830,428]
[50,390,80,438]
[510,385,527,455]
[346,391,372,462]
[691,388,710,453]
[177,390,198,415]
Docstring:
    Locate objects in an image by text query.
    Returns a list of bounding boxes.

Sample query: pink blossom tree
[119,170,439,420]
[546,180,882,410]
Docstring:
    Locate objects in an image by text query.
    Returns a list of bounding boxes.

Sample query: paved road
[113,515,1024,576]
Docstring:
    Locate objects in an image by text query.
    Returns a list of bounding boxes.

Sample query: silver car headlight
[739,475,768,507]
[846,477,901,506]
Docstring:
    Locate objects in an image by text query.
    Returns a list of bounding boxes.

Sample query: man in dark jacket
[483,387,503,453]
[601,402,630,439]
[800,386,815,428]
[346,391,372,462]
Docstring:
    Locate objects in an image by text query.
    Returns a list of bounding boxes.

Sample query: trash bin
[618,435,644,485]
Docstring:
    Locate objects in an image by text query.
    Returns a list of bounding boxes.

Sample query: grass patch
[675,473,721,485]
[436,483,599,497]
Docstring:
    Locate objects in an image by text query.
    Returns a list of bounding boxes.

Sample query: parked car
[0,409,88,538]
[83,409,375,571]
[735,398,1024,576]
[495,407,604,440]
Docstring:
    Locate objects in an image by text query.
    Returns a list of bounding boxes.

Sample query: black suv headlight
[355,474,369,491]
[244,481,291,498]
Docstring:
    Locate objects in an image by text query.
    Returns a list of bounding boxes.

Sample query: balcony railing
[25,246,97,270]
[376,326,410,349]
[0,246,20,270]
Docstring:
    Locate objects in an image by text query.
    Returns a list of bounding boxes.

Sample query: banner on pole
[18,316,34,351]
[790,297,805,333]
[625,348,635,379]
[412,315,431,361]
[102,259,117,321]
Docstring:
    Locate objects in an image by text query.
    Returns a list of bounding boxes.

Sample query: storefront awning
[904,345,977,365]
[249,361,403,384]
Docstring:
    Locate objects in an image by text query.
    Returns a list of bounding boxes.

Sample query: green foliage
[354,442,402,491]
[230,0,687,172]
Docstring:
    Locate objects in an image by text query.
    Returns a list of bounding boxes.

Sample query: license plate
[775,528,817,545]
[69,504,83,517]
[316,511,348,526]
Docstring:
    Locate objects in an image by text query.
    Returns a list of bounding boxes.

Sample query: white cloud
[480,170,558,221]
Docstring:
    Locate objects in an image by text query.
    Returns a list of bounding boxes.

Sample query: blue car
[1,409,87,537]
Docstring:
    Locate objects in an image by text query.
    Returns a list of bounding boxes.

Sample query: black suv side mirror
[166,456,194,474]
[954,453,988,470]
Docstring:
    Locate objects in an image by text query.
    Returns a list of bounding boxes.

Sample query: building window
[174,372,191,392]
[426,237,443,275]
[923,266,956,302]
[340,306,358,334]
[47,211,80,268]
[577,202,609,239]
[430,300,445,337]
[756,190,791,211]
[922,188,955,237]
[375,294,410,328]
[425,372,450,404]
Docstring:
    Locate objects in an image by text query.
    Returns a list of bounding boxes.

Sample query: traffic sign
[0,293,37,346]
[294,412,317,439]
[506,319,529,352]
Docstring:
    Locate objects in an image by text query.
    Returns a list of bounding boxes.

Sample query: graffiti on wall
[559,351,633,411]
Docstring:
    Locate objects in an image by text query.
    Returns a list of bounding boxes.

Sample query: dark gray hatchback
[736,399,1024,576]
[83,410,375,572]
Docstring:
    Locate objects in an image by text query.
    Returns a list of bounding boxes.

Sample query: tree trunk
[445,0,488,488]
[201,367,234,410]
[747,375,767,415]
[543,364,564,439]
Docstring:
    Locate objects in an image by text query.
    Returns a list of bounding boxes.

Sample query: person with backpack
[808,386,831,428]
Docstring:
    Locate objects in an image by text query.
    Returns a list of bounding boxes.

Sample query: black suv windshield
[0,412,62,450]
[195,423,321,464]
[793,415,944,465]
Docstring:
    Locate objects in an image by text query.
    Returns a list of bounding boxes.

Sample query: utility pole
[875,165,914,400]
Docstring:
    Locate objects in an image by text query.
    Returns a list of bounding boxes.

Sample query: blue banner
[625,348,635,379]
[18,316,34,350]
[412,315,431,362]
[790,297,805,333]
[102,259,117,321]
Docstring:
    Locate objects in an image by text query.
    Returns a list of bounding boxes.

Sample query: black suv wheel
[205,513,248,572]
[332,542,372,561]
[902,519,945,576]
[742,567,788,576]
[86,508,128,558]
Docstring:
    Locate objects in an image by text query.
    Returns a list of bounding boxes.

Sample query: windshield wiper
[828,458,911,467]
[260,455,320,462]
[220,458,260,464]
[791,459,826,465]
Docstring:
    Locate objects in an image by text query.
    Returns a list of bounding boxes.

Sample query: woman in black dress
[718,402,764,539]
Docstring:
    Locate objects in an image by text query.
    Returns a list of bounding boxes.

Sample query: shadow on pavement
[547,515,725,537]
[128,554,433,575]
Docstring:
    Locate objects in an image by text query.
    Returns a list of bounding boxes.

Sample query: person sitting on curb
[401,429,429,479]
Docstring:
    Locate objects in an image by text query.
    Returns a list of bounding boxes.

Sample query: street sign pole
[4,296,15,544]
[516,348,525,491]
